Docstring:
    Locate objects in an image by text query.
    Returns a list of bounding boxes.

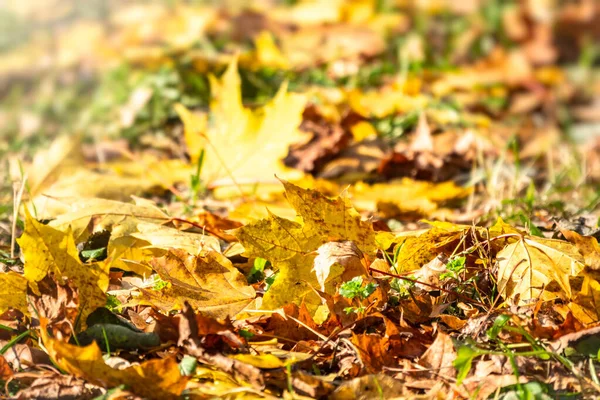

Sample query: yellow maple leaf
[131,248,255,319]
[175,57,307,188]
[41,328,186,400]
[351,179,471,217]
[17,210,109,325]
[0,272,28,316]
[496,236,586,305]
[234,180,376,313]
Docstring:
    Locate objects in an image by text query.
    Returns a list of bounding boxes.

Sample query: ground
[0,0,600,399]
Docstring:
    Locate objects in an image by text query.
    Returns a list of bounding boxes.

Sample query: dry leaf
[18,210,109,325]
[41,330,187,400]
[139,249,255,318]
[234,180,376,313]
[0,272,29,316]
[561,230,600,270]
[313,241,365,292]
[497,236,586,305]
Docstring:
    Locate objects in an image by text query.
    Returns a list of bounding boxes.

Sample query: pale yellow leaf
[176,57,307,188]
[497,237,586,305]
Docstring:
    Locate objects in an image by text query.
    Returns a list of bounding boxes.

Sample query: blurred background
[0,0,599,219]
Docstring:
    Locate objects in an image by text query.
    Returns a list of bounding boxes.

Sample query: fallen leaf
[496,236,586,305]
[234,180,376,313]
[230,353,284,369]
[28,275,79,340]
[176,57,307,188]
[284,106,352,173]
[561,230,600,270]
[330,374,408,399]
[15,135,84,198]
[567,271,600,324]
[49,197,169,242]
[141,249,255,318]
[0,272,29,316]
[14,373,102,400]
[41,329,187,400]
[18,210,110,325]
[351,332,396,373]
[418,331,457,379]
[313,241,365,292]
[0,355,13,380]
[351,178,471,218]
[132,222,221,254]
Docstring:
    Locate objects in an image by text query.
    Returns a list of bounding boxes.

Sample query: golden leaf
[351,179,471,218]
[175,57,307,188]
[561,230,600,270]
[234,180,376,313]
[568,271,600,324]
[134,249,255,318]
[496,237,586,305]
[241,31,290,70]
[18,134,192,219]
[41,330,186,400]
[0,272,29,316]
[17,211,109,324]
[132,222,221,254]
[49,198,169,243]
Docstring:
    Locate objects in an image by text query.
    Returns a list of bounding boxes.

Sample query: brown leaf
[284,106,352,173]
[418,331,457,379]
[2,344,51,371]
[351,332,396,373]
[28,275,79,340]
[15,373,102,400]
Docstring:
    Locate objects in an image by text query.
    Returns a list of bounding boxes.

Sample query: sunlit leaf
[18,210,109,325]
[41,329,186,400]
[235,180,376,313]
[175,57,307,188]
[496,236,586,305]
[132,249,255,318]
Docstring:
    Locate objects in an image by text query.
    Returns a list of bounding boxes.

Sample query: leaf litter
[0,1,600,399]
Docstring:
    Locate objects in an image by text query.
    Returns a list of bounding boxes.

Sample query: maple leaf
[18,137,193,219]
[48,198,221,277]
[0,272,29,316]
[131,248,255,319]
[351,178,471,218]
[17,210,109,325]
[566,272,600,324]
[175,57,307,188]
[496,236,586,305]
[234,180,376,313]
[41,329,186,400]
[49,198,170,243]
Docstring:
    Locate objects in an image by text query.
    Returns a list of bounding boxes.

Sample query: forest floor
[1,1,600,399]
